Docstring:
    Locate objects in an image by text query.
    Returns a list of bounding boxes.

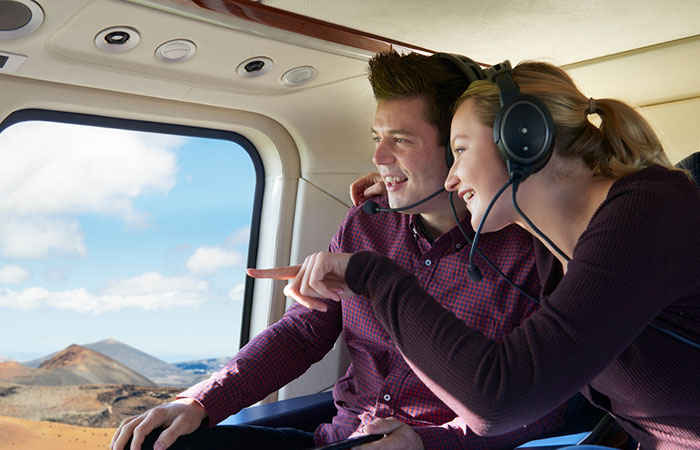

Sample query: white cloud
[229,283,245,301]
[103,272,207,296]
[186,246,244,276]
[0,265,31,284]
[0,122,179,217]
[0,216,85,259]
[184,228,250,277]
[0,272,213,314]
[224,227,251,246]
[0,121,180,259]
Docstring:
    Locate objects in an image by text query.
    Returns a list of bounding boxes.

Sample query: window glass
[0,118,259,440]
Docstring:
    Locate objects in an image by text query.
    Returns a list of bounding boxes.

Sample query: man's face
[371,97,448,213]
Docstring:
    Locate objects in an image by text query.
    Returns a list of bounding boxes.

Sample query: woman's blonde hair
[456,61,674,178]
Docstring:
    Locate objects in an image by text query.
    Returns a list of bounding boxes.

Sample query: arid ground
[0,415,116,450]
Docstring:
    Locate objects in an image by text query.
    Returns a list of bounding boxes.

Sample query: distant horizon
[0,121,255,366]
[0,337,232,365]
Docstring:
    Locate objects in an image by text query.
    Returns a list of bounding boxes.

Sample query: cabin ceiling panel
[259,0,700,66]
[45,0,367,95]
[172,0,700,107]
[0,0,370,103]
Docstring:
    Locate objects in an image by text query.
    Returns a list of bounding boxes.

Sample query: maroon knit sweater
[346,166,700,449]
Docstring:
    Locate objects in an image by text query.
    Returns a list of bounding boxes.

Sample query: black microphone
[467,177,515,282]
[363,187,446,215]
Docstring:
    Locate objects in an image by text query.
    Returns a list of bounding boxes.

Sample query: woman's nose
[444,165,460,192]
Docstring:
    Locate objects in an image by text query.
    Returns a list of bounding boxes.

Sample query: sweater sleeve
[412,403,565,449]
[346,170,700,436]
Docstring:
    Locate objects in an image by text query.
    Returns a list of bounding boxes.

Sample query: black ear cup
[493,94,554,178]
[487,61,554,180]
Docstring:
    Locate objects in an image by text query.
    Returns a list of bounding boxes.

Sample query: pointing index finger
[246,265,301,280]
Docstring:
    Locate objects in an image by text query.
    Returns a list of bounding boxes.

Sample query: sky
[0,120,256,363]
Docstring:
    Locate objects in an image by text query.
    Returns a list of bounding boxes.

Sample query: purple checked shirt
[179,196,565,448]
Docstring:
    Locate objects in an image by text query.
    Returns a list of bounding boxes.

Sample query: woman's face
[445,98,514,232]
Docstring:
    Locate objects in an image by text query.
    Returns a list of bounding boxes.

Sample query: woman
[251,61,700,449]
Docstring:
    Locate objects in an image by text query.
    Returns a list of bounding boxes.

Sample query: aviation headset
[485,60,555,181]
[433,55,555,181]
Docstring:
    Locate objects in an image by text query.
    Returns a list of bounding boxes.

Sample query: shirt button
[425,259,432,266]
[383,394,391,401]
[456,243,462,249]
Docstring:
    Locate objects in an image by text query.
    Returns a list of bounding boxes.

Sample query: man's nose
[372,139,395,166]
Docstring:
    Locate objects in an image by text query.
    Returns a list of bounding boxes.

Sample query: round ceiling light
[95,26,140,52]
[0,0,44,40]
[155,39,196,62]
[281,66,317,86]
[236,56,273,78]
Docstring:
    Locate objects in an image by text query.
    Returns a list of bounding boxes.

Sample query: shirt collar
[409,213,471,250]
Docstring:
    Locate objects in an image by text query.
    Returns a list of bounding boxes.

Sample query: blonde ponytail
[591,98,672,177]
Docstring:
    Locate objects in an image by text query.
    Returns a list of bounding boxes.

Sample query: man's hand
[110,398,207,450]
[353,418,424,450]
[350,172,386,206]
[247,252,353,312]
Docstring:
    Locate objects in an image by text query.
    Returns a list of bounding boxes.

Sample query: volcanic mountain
[25,339,204,387]
[2,344,155,387]
[0,361,35,380]
[84,338,204,387]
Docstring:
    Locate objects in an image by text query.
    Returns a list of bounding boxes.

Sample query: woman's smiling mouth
[461,189,475,203]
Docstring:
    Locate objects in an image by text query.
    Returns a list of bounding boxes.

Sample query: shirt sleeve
[177,219,352,426]
[346,173,700,436]
[178,300,342,425]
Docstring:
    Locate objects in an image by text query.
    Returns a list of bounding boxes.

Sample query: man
[111,52,565,450]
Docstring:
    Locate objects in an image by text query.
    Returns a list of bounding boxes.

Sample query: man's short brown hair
[367,52,472,147]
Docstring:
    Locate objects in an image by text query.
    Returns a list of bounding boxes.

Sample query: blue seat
[560,447,619,450]
[515,393,612,449]
[516,433,594,449]
[218,391,336,432]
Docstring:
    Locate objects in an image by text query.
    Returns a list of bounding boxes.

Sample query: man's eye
[372,136,381,143]
[394,137,405,143]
